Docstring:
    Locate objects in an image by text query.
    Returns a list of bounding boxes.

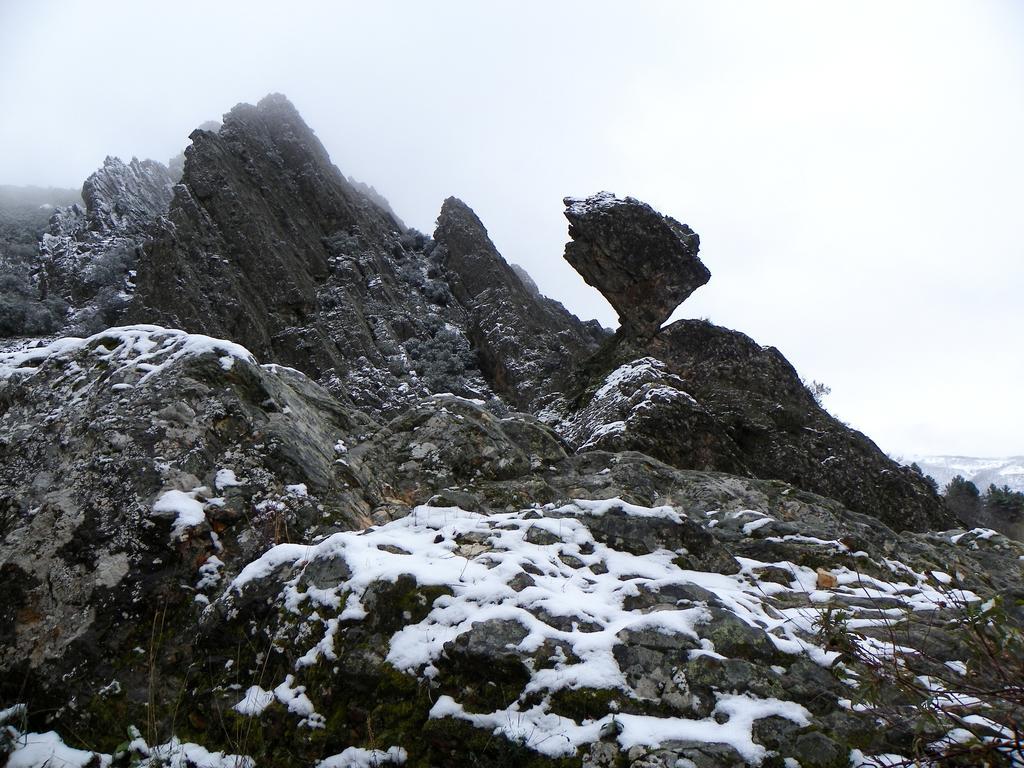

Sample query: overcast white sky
[1,1,1021,457]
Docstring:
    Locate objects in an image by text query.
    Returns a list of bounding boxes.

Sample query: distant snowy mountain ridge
[901,454,1024,493]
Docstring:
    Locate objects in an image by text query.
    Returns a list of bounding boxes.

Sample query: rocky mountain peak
[1,93,1011,768]
[26,155,176,334]
[435,195,526,303]
[80,155,174,233]
[433,195,607,408]
[563,191,709,339]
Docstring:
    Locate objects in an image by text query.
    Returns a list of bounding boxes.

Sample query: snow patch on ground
[220,500,967,761]
[5,732,111,768]
[4,731,251,768]
[316,746,407,767]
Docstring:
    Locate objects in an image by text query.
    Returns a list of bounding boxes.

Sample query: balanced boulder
[563,191,709,338]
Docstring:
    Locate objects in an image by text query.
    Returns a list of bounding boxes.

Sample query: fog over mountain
[1,1,1021,457]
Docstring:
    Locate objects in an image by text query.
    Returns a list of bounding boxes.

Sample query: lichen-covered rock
[552,356,744,475]
[23,481,1005,767]
[556,323,950,532]
[648,319,952,531]
[0,326,376,732]
[563,192,709,338]
[355,394,568,508]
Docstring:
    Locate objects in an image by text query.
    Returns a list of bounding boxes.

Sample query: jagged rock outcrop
[123,95,603,415]
[35,156,175,333]
[129,93,404,356]
[0,185,81,336]
[1,94,1013,768]
[168,120,222,182]
[555,198,950,532]
[79,156,176,234]
[563,192,709,339]
[555,356,744,474]
[433,196,607,408]
[649,320,952,531]
[1,328,1020,768]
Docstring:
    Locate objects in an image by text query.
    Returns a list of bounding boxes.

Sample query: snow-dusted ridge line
[563,190,636,217]
[0,325,257,382]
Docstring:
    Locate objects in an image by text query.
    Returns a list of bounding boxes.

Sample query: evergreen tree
[943,475,982,523]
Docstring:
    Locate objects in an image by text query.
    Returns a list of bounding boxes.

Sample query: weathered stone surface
[650,319,952,531]
[563,191,709,338]
[555,319,951,532]
[2,333,1022,765]
[80,156,175,234]
[129,93,405,371]
[1,94,1018,768]
[103,96,604,418]
[0,327,376,723]
[433,196,607,409]
[555,356,745,475]
[33,156,174,333]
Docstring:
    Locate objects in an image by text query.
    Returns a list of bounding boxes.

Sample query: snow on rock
[316,746,407,767]
[214,468,243,491]
[214,500,972,763]
[4,731,251,768]
[138,738,254,768]
[233,685,274,716]
[32,157,175,335]
[0,325,256,384]
[273,674,323,727]
[151,487,209,542]
[555,357,701,451]
[559,496,683,522]
[5,731,111,768]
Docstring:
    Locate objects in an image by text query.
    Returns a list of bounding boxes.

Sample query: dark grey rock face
[129,93,404,361]
[650,320,952,532]
[554,192,948,532]
[434,196,607,409]
[555,320,950,532]
[125,95,602,417]
[563,192,709,339]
